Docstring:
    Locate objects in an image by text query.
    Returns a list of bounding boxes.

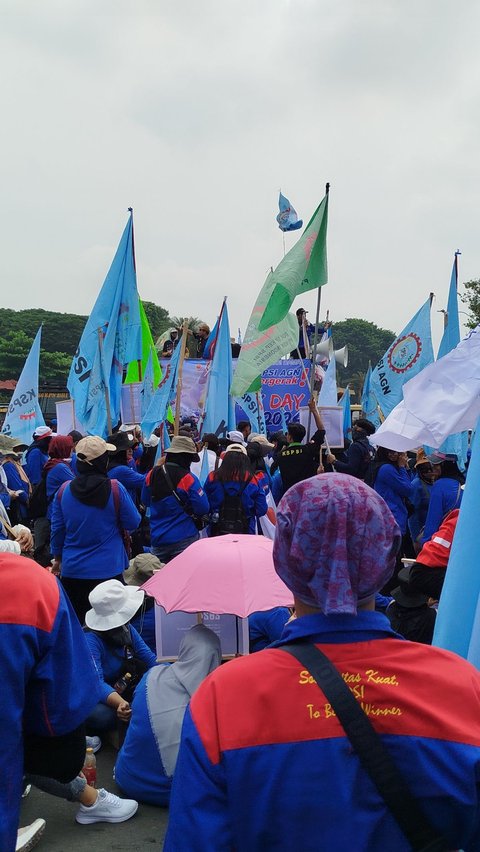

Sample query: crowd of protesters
[1,399,478,852]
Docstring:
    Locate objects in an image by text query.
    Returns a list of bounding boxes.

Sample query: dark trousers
[61,574,124,625]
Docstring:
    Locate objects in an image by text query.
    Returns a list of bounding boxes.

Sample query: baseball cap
[76,436,116,463]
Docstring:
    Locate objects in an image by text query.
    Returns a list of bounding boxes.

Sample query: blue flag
[2,327,45,445]
[198,445,211,486]
[141,351,155,417]
[433,421,480,665]
[141,342,182,440]
[370,297,434,419]
[361,364,381,429]
[67,211,142,436]
[339,386,352,441]
[200,301,235,438]
[203,318,219,361]
[426,253,468,470]
[276,192,303,232]
[318,356,338,407]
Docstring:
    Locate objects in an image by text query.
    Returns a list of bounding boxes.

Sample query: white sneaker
[75,788,138,824]
[85,735,102,753]
[16,819,46,851]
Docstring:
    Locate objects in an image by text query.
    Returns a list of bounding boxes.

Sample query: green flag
[258,192,328,331]
[230,270,298,398]
[125,299,162,386]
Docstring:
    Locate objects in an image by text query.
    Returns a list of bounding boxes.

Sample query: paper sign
[154,606,249,660]
[299,405,344,449]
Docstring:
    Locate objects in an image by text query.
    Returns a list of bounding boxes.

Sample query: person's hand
[325,453,336,465]
[14,529,33,552]
[316,462,325,475]
[307,397,317,413]
[117,700,132,721]
[397,452,408,468]
[50,557,61,576]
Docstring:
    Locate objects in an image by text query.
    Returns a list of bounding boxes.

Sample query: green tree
[170,316,205,333]
[329,318,396,397]
[142,301,171,339]
[461,279,480,328]
[0,330,32,376]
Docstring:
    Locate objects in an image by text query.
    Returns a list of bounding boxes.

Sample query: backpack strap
[57,480,70,503]
[279,642,447,852]
[111,478,121,522]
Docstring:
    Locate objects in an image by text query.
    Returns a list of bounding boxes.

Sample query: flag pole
[97,328,113,435]
[307,181,330,440]
[174,319,190,436]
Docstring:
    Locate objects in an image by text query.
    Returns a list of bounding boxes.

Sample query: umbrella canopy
[142,534,294,618]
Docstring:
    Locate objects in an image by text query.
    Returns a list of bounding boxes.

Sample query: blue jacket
[50,480,141,579]
[108,465,146,504]
[142,467,209,547]
[422,477,463,543]
[165,611,480,852]
[45,462,74,520]
[24,446,48,486]
[85,626,157,703]
[205,473,268,535]
[374,463,412,534]
[408,475,432,543]
[115,668,172,806]
[0,556,99,852]
[2,460,30,520]
[248,607,290,652]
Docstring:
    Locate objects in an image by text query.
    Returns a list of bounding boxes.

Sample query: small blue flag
[198,445,211,486]
[200,300,235,438]
[141,341,182,439]
[318,356,338,407]
[361,364,381,430]
[1,326,46,445]
[203,318,219,360]
[276,192,303,232]
[339,385,352,440]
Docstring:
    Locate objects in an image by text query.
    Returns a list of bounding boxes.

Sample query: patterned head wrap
[274,473,401,614]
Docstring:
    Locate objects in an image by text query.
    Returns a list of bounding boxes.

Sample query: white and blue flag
[1,326,45,445]
[276,192,303,232]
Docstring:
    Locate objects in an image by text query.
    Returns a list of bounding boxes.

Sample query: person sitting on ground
[84,579,158,736]
[123,554,163,654]
[277,398,326,492]
[50,436,141,624]
[421,453,464,544]
[407,449,440,552]
[325,418,376,480]
[248,607,291,652]
[24,426,53,486]
[115,624,221,806]
[165,474,480,852]
[205,444,267,536]
[142,436,209,563]
[386,566,437,644]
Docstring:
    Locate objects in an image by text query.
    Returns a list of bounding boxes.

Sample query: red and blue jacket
[165,611,480,852]
[0,554,100,852]
[142,464,209,547]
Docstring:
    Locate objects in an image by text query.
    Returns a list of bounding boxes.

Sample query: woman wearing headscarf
[50,436,141,624]
[0,437,32,524]
[165,475,480,852]
[205,444,267,536]
[107,432,146,503]
[115,624,221,806]
[44,435,75,519]
[372,446,415,589]
[421,453,464,544]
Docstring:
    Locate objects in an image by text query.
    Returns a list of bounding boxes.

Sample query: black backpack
[29,472,48,520]
[213,477,252,536]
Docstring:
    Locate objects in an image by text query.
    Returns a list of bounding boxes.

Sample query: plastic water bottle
[114,672,132,695]
[82,747,97,787]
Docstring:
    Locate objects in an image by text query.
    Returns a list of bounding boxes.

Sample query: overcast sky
[1,0,479,350]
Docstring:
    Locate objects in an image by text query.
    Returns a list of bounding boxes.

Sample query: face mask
[352,430,366,442]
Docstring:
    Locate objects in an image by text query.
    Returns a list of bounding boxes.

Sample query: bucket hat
[85,579,144,631]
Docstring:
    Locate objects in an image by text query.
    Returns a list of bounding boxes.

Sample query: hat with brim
[227,430,247,446]
[107,432,135,452]
[166,435,200,461]
[123,553,164,586]
[85,579,144,630]
[76,436,116,464]
[0,434,25,457]
[248,435,275,455]
[391,585,429,608]
[224,443,247,456]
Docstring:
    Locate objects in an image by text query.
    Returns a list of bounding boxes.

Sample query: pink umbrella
[142,534,294,618]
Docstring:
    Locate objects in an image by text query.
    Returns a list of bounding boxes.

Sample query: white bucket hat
[85,579,145,631]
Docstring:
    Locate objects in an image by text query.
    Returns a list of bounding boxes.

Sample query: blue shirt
[2,460,29,520]
[46,462,74,520]
[115,668,172,806]
[142,469,209,547]
[422,477,463,543]
[205,473,268,535]
[374,463,412,534]
[248,607,290,652]
[24,446,48,486]
[108,465,145,504]
[85,625,157,703]
[50,480,141,579]
[408,475,432,543]
[0,557,99,852]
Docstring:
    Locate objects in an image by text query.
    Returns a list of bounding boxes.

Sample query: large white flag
[371,325,480,450]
